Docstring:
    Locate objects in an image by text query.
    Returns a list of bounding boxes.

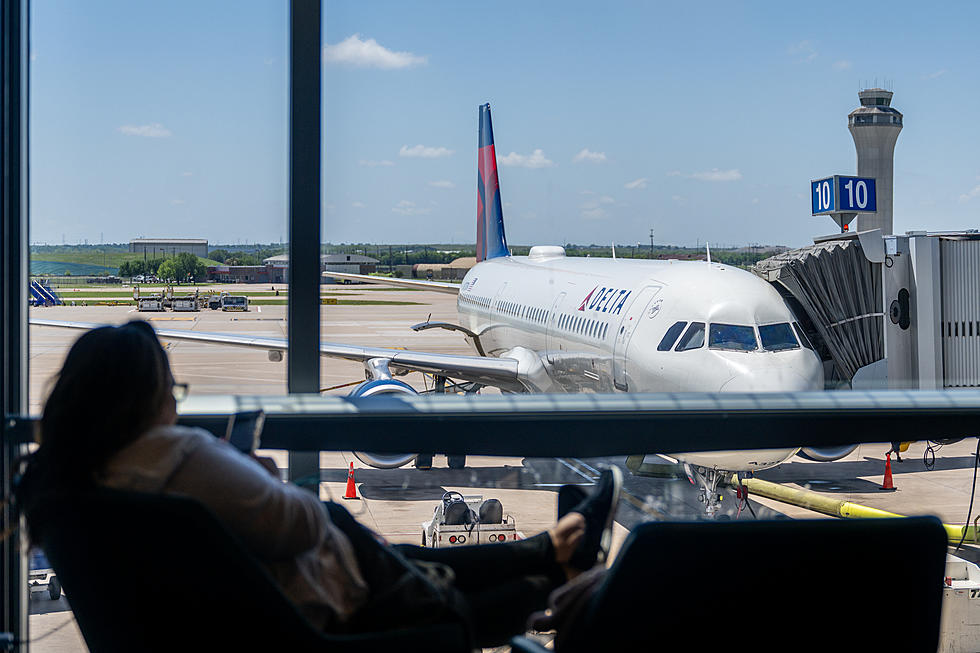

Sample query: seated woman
[17,320,621,648]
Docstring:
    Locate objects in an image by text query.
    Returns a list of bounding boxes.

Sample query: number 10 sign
[811,175,877,215]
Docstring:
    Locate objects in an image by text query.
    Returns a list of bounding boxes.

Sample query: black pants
[324,502,565,647]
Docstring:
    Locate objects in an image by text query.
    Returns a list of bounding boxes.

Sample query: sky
[28,0,980,248]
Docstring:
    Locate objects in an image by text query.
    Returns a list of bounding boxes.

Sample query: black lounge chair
[28,488,469,653]
[513,516,947,652]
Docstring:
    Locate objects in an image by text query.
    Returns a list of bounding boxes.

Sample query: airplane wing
[29,318,526,392]
[323,271,460,294]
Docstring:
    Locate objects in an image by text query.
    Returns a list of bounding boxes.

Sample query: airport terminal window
[708,324,758,351]
[758,323,799,351]
[675,322,705,351]
[658,321,688,351]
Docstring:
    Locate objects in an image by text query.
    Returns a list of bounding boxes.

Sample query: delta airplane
[32,104,830,514]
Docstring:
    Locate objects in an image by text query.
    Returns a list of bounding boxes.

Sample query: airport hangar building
[204,253,379,283]
[129,238,209,258]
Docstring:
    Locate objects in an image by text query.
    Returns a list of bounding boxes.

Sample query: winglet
[477,103,509,261]
[706,242,712,264]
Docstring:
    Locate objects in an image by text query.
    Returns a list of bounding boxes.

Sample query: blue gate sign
[811,175,877,215]
[838,176,876,212]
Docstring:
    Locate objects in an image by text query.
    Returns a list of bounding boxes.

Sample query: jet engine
[797,445,859,462]
[348,378,419,469]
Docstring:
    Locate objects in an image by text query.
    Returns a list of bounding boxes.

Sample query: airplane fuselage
[456,248,824,471]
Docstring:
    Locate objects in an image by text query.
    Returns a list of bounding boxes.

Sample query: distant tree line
[207,247,285,266]
[119,253,207,282]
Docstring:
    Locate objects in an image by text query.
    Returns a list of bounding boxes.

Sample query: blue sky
[29,1,980,248]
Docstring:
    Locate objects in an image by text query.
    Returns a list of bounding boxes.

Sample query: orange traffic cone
[880,453,896,491]
[343,462,359,500]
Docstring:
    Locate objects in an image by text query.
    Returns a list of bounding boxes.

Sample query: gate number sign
[811,175,877,215]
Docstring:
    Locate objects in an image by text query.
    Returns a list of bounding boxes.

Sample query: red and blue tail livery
[477,103,509,261]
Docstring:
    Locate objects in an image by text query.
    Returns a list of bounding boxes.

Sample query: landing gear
[447,455,467,470]
[415,454,433,470]
[685,464,725,517]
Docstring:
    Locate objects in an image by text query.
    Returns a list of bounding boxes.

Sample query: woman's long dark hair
[16,321,173,535]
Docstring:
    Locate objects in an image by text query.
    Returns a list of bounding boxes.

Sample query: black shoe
[568,466,622,571]
[557,484,587,520]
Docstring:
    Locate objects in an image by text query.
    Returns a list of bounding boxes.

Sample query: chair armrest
[510,635,551,653]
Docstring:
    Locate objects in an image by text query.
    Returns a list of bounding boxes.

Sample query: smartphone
[223,410,265,454]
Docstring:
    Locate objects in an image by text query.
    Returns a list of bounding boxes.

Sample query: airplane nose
[719,367,819,392]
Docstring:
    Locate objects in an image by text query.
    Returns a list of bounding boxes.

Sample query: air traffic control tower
[848,88,903,234]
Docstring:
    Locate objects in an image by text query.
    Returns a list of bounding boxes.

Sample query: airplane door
[612,285,662,391]
[546,292,566,364]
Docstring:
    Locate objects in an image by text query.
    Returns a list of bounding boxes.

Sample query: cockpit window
[708,323,758,351]
[658,321,687,351]
[759,323,800,351]
[675,322,705,351]
[793,322,815,350]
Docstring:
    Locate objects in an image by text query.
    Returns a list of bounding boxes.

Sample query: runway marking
[148,316,196,321]
[556,457,596,482]
[258,306,262,313]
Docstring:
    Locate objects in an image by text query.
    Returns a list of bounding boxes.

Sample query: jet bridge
[752,232,883,386]
[753,230,980,390]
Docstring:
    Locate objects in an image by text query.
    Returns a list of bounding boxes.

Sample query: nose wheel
[685,464,725,516]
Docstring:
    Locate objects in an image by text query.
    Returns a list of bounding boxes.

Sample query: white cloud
[624,177,648,190]
[392,200,431,216]
[180,171,193,177]
[118,123,172,138]
[572,148,607,164]
[923,69,948,80]
[958,178,980,202]
[691,168,743,182]
[359,159,394,167]
[399,144,454,159]
[498,149,554,168]
[788,40,817,63]
[323,34,426,69]
[671,195,686,205]
[581,195,615,220]
[752,197,760,204]
[428,180,455,189]
[666,170,681,177]
[171,198,185,205]
[352,201,365,208]
[833,60,852,70]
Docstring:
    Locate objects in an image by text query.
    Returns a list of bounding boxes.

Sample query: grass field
[31,251,221,267]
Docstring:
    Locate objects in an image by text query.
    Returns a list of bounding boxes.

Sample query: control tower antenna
[848,88,903,234]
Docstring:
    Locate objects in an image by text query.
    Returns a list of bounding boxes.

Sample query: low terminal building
[263,253,378,282]
[130,238,208,258]
[206,264,286,284]
[414,256,476,280]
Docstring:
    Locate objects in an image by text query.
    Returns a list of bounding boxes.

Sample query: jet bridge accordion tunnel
[752,230,980,392]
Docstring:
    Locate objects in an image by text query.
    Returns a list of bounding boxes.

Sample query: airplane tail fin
[477,103,509,261]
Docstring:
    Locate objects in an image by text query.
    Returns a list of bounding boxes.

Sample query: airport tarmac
[24,282,980,651]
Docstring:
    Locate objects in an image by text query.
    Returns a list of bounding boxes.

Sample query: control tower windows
[709,324,758,351]
[675,322,705,352]
[759,323,800,352]
[658,321,688,351]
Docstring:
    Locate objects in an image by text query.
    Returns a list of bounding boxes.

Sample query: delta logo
[578,286,632,315]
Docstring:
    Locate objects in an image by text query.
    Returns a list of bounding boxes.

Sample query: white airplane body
[31,103,827,510]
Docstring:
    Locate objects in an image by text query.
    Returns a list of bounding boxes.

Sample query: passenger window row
[658,321,812,353]
[557,313,609,341]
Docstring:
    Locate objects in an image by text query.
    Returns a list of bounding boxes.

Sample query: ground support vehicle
[421,492,520,548]
[28,549,61,601]
[220,295,248,311]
